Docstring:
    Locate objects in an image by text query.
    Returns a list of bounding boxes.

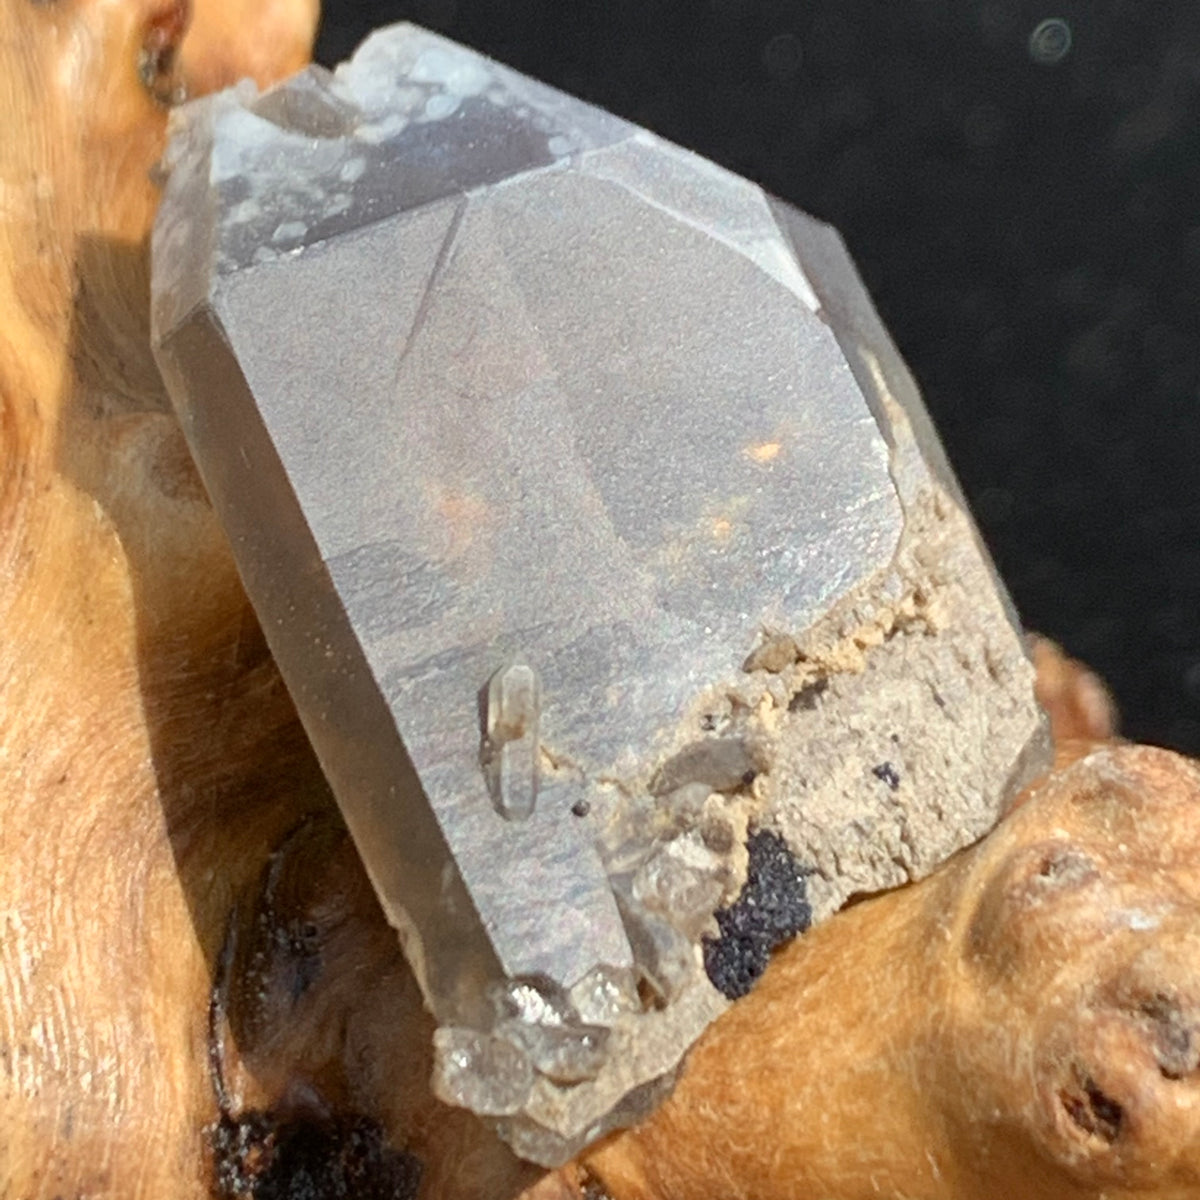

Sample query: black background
[316,1,1200,755]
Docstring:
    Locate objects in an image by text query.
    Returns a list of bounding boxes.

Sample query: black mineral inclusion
[703,829,812,1000]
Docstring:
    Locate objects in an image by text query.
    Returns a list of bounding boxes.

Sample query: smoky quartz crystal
[151,23,1049,1165]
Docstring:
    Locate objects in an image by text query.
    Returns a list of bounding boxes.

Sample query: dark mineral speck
[872,762,901,791]
[703,829,812,1000]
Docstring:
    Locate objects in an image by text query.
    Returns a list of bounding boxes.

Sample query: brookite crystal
[151,23,1050,1166]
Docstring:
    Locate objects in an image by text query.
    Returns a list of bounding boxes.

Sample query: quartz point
[151,22,1050,1166]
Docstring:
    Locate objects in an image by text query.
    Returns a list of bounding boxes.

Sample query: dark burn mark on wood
[212,1109,422,1200]
[1060,1070,1123,1144]
[263,915,323,1005]
[229,820,332,1045]
[579,1166,616,1200]
[209,907,240,1114]
[1140,994,1199,1080]
[138,0,188,105]
[206,832,423,1199]
[703,829,812,1000]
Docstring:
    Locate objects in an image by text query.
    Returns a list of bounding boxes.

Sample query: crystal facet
[499,1020,610,1085]
[612,882,697,1003]
[567,966,640,1028]
[152,21,1049,1166]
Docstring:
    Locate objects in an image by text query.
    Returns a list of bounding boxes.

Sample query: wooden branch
[586,733,1200,1199]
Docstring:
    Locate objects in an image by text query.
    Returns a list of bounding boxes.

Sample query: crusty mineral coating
[625,225,1052,933]
[673,400,1051,927]
[761,473,1053,921]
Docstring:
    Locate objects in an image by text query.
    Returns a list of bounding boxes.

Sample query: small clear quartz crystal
[612,885,697,1003]
[633,834,727,940]
[488,978,611,1083]
[567,966,640,1027]
[499,1021,610,1084]
[484,663,541,820]
[433,1028,535,1117]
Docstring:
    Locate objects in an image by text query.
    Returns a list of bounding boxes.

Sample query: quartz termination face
[151,24,1049,1167]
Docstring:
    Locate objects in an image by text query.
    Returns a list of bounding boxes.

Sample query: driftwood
[2,1,1198,1197]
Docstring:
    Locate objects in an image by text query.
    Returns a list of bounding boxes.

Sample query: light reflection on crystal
[490,976,572,1026]
[567,965,640,1027]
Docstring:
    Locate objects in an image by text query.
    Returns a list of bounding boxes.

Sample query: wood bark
[3,2,1199,1198]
